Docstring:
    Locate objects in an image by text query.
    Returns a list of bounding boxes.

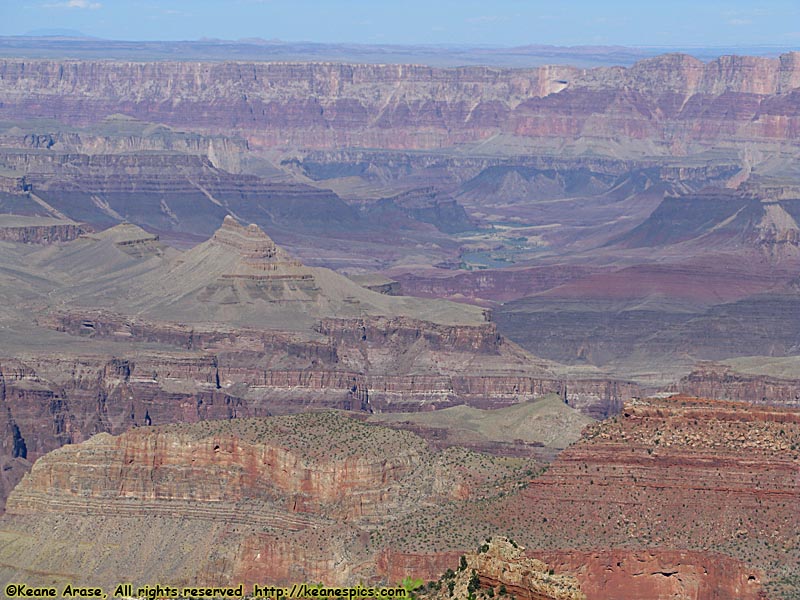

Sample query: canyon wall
[0,54,799,151]
[488,396,799,599]
[0,414,524,588]
[672,362,800,406]
[0,222,88,243]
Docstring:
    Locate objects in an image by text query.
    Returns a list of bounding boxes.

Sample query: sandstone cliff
[672,361,800,406]
[0,216,88,243]
[376,395,796,599]
[1,55,799,152]
[0,393,792,598]
[0,414,530,588]
[417,537,585,600]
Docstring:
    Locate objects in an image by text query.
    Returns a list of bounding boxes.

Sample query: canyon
[0,395,794,599]
[0,38,798,599]
[378,395,799,599]
[0,216,636,514]
[1,54,800,153]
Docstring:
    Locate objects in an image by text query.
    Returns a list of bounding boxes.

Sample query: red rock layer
[0,414,526,588]
[485,396,799,599]
[672,362,800,407]
[415,538,586,600]
[537,549,765,600]
[1,54,799,150]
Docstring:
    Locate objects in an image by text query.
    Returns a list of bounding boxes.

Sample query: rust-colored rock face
[538,550,765,600]
[369,396,796,598]
[672,362,800,406]
[2,44,800,600]
[7,413,461,520]
[0,396,795,599]
[0,217,637,515]
[417,538,586,600]
[0,344,631,500]
[1,55,799,151]
[482,396,799,599]
[0,414,528,588]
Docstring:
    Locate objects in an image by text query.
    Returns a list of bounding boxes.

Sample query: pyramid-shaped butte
[211,216,306,278]
[66,214,488,329]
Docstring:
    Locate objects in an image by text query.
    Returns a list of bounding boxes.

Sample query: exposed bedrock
[378,395,797,597]
[390,266,600,304]
[0,222,88,243]
[6,416,458,520]
[416,538,587,600]
[487,396,799,599]
[0,151,359,234]
[0,329,635,512]
[1,54,799,151]
[0,414,518,587]
[537,550,765,600]
[671,362,800,406]
[316,316,501,354]
[0,349,635,452]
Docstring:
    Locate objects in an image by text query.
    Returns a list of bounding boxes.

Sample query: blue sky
[2,0,800,47]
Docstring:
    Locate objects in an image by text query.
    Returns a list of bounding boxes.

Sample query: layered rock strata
[0,414,529,588]
[672,362,800,406]
[492,396,799,599]
[0,217,88,243]
[1,54,800,151]
[0,217,637,510]
[375,395,796,598]
[417,537,585,600]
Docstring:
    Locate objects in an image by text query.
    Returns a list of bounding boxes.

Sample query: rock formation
[0,217,635,511]
[672,361,800,406]
[0,216,89,243]
[0,46,797,600]
[1,55,800,152]
[0,414,531,588]
[417,537,585,600]
[370,395,797,599]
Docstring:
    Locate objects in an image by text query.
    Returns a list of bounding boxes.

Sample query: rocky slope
[0,217,636,510]
[0,149,360,236]
[377,395,797,599]
[0,414,532,588]
[417,537,585,600]
[0,395,793,598]
[611,189,800,258]
[672,360,800,406]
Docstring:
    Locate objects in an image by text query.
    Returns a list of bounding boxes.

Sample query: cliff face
[0,343,631,480]
[6,413,463,520]
[0,394,793,598]
[672,362,800,406]
[0,216,636,512]
[321,394,795,599]
[0,222,88,243]
[0,150,359,234]
[0,414,527,588]
[417,538,586,600]
[487,396,798,599]
[537,550,766,600]
[1,54,798,151]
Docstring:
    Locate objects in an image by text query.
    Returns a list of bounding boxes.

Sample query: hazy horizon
[1,0,799,49]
